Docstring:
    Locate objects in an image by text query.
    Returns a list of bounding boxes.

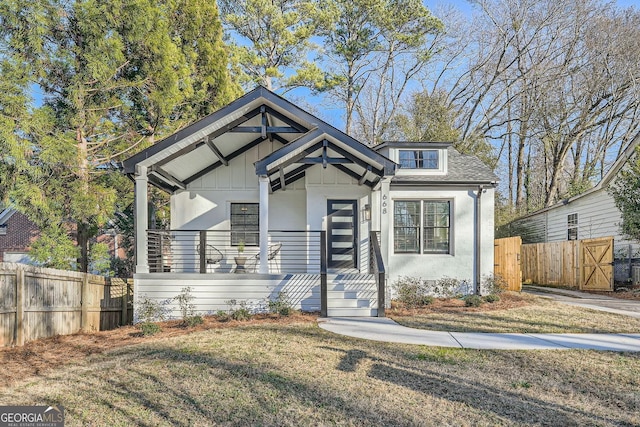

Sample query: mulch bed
[0,312,317,391]
[388,292,535,316]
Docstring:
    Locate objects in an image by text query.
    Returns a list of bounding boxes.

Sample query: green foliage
[268,292,295,316]
[139,322,162,336]
[137,295,168,336]
[393,89,459,142]
[609,148,640,242]
[215,310,231,322]
[226,299,252,321]
[174,286,202,326]
[484,294,501,303]
[28,225,80,270]
[318,0,443,137]
[220,0,328,92]
[463,295,484,307]
[89,242,112,276]
[433,277,464,299]
[391,276,433,308]
[137,296,168,323]
[482,274,508,295]
[0,0,237,271]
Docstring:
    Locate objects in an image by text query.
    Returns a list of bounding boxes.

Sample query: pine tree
[0,0,238,271]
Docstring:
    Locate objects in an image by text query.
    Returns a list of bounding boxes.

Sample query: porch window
[399,150,439,169]
[567,213,578,240]
[231,203,259,246]
[394,200,451,254]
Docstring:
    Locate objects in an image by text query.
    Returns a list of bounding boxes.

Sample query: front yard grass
[389,292,640,333]
[0,319,639,426]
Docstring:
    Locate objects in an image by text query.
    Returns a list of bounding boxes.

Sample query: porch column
[259,175,269,273]
[379,177,391,268]
[135,165,149,273]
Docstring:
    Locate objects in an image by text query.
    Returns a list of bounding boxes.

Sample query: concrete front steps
[326,273,379,317]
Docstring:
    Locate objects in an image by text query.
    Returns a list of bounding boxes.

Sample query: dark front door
[327,200,357,269]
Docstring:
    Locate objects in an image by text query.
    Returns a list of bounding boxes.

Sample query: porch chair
[246,243,282,273]
[196,244,223,271]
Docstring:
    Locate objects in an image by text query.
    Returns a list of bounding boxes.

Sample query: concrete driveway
[523,285,640,319]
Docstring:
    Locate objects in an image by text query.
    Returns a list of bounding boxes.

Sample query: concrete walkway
[318,288,640,351]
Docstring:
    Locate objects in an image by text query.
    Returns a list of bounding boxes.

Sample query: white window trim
[392,199,454,255]
[567,212,578,241]
[394,148,448,175]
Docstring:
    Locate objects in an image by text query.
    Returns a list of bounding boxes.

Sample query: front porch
[136,229,387,317]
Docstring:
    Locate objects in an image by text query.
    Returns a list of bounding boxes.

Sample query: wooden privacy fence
[494,237,522,291]
[520,237,613,291]
[0,263,133,347]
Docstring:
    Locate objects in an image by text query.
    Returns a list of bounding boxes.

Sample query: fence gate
[494,237,522,291]
[580,237,613,291]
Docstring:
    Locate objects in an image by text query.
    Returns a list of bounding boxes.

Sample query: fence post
[81,273,90,332]
[120,278,128,326]
[15,267,24,346]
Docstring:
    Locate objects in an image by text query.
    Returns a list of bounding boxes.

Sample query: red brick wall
[0,212,40,262]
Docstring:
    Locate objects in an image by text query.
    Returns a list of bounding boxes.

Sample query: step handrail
[369,231,385,317]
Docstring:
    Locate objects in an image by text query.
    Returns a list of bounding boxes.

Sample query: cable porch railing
[147,229,322,274]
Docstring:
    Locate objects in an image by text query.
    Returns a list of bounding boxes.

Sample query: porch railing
[369,230,386,317]
[147,229,322,274]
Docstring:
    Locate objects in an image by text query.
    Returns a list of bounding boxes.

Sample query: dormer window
[399,150,439,169]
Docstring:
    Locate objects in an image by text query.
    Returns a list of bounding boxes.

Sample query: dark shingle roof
[391,146,498,185]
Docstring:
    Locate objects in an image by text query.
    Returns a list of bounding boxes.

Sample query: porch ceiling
[123,86,396,193]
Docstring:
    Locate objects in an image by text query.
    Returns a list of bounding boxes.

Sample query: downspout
[475,185,484,295]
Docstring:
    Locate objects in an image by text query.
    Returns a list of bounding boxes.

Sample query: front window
[393,201,420,253]
[394,200,451,254]
[231,203,259,246]
[399,150,439,169]
[423,201,450,253]
[567,213,578,240]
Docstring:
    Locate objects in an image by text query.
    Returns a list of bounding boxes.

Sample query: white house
[508,133,640,281]
[122,87,497,318]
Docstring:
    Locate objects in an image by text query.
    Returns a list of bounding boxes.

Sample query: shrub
[226,299,252,321]
[482,273,508,295]
[136,296,169,336]
[137,296,168,323]
[268,292,295,316]
[174,286,202,326]
[432,277,464,298]
[186,315,204,327]
[463,295,484,307]
[140,322,161,336]
[215,310,230,322]
[484,294,501,303]
[392,276,430,308]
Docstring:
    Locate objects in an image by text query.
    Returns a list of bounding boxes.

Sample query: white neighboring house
[123,87,497,318]
[509,134,640,280]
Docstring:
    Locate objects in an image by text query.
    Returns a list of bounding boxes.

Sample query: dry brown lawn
[0,301,639,426]
[389,292,640,333]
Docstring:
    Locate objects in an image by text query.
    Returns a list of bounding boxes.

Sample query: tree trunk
[77,222,90,273]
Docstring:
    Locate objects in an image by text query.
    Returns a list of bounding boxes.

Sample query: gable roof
[123,86,396,192]
[0,207,17,225]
